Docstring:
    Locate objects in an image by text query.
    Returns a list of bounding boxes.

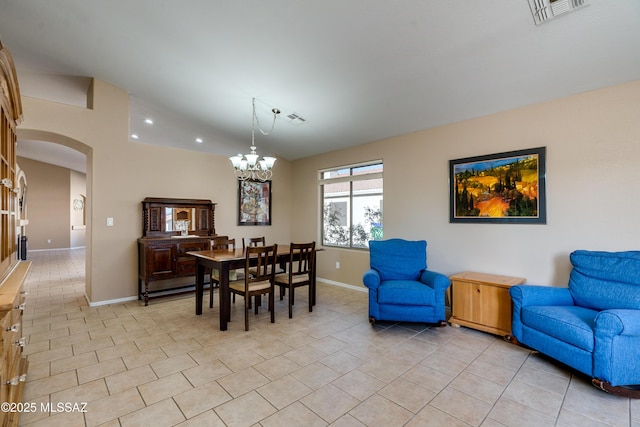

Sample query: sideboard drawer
[177,241,208,257]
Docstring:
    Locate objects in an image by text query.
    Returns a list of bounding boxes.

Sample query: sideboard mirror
[141,197,216,238]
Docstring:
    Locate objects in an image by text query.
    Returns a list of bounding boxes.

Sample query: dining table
[188,245,319,331]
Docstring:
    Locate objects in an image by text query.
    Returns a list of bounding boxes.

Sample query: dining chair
[274,241,316,318]
[242,236,265,250]
[209,237,242,308]
[230,236,264,305]
[236,236,282,306]
[210,235,230,249]
[229,244,278,331]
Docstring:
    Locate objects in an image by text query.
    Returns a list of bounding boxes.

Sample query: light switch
[106,217,114,227]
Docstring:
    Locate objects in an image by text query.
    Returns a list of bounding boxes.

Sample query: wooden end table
[448,271,525,336]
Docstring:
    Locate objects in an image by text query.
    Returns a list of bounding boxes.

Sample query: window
[320,161,383,249]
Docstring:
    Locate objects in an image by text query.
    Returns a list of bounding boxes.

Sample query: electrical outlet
[106,217,114,227]
[47,239,51,244]
[336,261,340,269]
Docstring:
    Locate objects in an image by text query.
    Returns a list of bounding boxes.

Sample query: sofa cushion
[378,280,435,306]
[369,239,427,282]
[522,305,597,352]
[569,250,640,311]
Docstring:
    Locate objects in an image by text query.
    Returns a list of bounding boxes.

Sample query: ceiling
[1,1,640,172]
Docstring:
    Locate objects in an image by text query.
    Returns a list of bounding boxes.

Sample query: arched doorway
[16,129,93,299]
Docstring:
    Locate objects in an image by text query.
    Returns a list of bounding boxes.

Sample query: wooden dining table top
[188,244,295,262]
[188,244,322,263]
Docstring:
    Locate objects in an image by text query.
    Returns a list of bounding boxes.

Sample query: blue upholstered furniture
[510,250,640,397]
[363,239,451,325]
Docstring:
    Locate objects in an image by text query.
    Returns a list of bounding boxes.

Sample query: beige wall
[18,77,640,302]
[17,157,70,250]
[18,79,292,303]
[292,80,640,288]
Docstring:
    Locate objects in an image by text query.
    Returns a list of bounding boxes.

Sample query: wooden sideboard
[138,198,216,305]
[0,262,30,427]
[449,271,525,336]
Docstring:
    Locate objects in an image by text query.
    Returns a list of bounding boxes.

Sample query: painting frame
[449,147,546,224]
[238,179,272,226]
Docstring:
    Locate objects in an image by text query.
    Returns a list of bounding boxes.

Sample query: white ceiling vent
[285,113,307,124]
[528,0,589,25]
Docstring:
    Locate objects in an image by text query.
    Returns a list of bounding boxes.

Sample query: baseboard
[85,294,138,307]
[84,277,365,307]
[29,246,85,252]
[317,277,367,293]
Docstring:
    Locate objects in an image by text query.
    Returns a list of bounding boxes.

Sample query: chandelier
[229,97,280,181]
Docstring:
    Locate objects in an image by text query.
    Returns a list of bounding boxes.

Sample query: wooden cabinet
[0,40,21,286]
[1,40,30,427]
[449,271,525,336]
[0,262,30,427]
[138,198,217,305]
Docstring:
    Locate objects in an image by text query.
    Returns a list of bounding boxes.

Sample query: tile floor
[17,249,638,426]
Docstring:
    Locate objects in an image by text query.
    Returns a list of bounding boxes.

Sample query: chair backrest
[569,250,640,311]
[245,244,278,285]
[369,239,427,281]
[210,236,230,250]
[243,236,266,250]
[288,242,315,279]
[212,237,236,250]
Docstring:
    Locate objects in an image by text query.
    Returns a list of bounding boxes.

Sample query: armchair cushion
[521,305,597,352]
[369,239,426,281]
[377,280,435,306]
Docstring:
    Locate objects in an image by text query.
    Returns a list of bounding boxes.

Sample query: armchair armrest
[596,309,640,337]
[420,270,451,293]
[363,268,381,289]
[594,309,640,385]
[509,285,574,307]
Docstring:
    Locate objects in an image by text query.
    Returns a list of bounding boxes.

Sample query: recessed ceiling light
[144,118,154,125]
[131,134,139,140]
[195,138,203,143]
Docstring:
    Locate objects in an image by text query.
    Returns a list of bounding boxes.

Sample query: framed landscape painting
[238,180,272,226]
[449,147,546,224]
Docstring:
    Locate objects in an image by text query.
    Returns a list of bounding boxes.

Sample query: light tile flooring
[17,249,638,426]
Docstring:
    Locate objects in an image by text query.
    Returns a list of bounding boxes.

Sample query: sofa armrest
[594,309,640,385]
[510,285,574,342]
[420,270,451,293]
[363,268,381,289]
[509,285,574,307]
[596,309,640,337]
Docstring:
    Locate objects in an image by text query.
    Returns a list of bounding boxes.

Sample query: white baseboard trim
[29,247,86,252]
[86,294,138,307]
[317,278,367,293]
[85,277,365,307]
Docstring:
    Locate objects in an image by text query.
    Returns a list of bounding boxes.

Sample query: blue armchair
[363,239,451,325]
[509,250,640,397]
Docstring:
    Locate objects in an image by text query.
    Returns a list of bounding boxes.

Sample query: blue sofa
[363,239,451,325]
[510,250,640,397]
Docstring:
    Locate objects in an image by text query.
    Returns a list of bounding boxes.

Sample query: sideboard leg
[144,281,150,306]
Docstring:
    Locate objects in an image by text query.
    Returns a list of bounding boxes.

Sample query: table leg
[195,262,204,315]
[219,263,230,331]
[311,255,317,306]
